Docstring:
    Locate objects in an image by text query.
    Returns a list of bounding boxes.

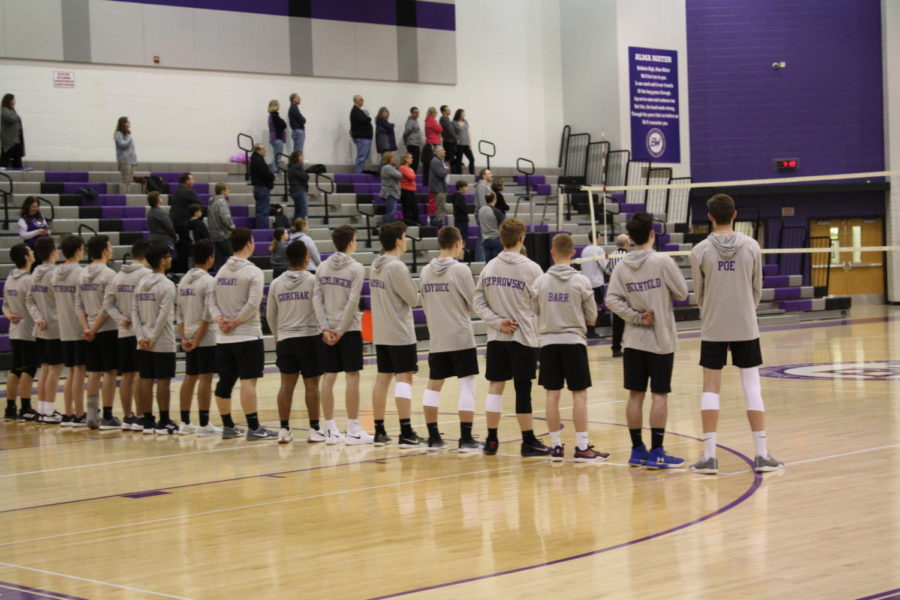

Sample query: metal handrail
[78,223,99,238]
[355,193,376,247]
[0,172,12,228]
[558,125,571,169]
[477,140,496,171]
[315,173,334,225]
[406,232,422,273]
[236,133,254,181]
[36,196,56,223]
[513,158,536,222]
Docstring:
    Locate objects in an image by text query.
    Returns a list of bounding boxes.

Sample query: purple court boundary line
[857,589,900,600]
[0,580,89,599]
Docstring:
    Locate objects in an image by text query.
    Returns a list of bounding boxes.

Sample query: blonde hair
[426,106,438,117]
[268,99,279,112]
[381,152,395,165]
[401,152,413,164]
[292,218,308,233]
[214,182,228,195]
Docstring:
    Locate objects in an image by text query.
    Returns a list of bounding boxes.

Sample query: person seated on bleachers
[17,196,50,249]
[288,218,321,273]
[146,191,177,253]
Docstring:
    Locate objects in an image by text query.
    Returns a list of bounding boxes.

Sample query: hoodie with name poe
[103,263,151,338]
[606,248,688,355]
[209,256,265,342]
[474,250,543,348]
[690,232,762,342]
[4,269,35,341]
[177,268,217,348]
[369,254,420,346]
[266,269,327,343]
[76,263,117,334]
[420,257,477,353]
[314,252,364,336]
[25,264,58,340]
[52,262,84,342]
[132,272,176,353]
[532,264,597,347]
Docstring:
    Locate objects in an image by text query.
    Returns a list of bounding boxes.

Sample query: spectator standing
[428,146,449,227]
[422,107,441,177]
[288,93,306,153]
[250,143,275,229]
[287,151,309,219]
[288,218,322,273]
[439,106,457,175]
[579,230,609,339]
[1,93,24,169]
[452,109,475,175]
[208,183,236,272]
[114,116,137,195]
[375,107,397,158]
[491,179,510,214]
[608,233,630,357]
[17,197,50,249]
[402,107,423,172]
[146,192,177,252]
[478,191,505,262]
[169,172,199,274]
[380,152,402,225]
[350,95,373,174]
[268,99,288,174]
[398,152,418,225]
[449,181,470,242]
[187,204,209,245]
[475,168,492,211]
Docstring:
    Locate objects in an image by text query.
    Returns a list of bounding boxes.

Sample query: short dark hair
[437,226,462,250]
[188,203,202,217]
[455,180,468,191]
[286,240,308,268]
[131,239,151,260]
[587,229,596,244]
[410,106,418,113]
[440,105,448,113]
[707,194,736,226]
[34,237,56,263]
[179,172,192,184]
[147,191,160,207]
[146,244,171,271]
[192,239,214,265]
[60,234,84,259]
[379,221,407,251]
[86,235,110,260]
[231,227,253,252]
[332,225,356,253]
[10,243,30,269]
[499,218,526,249]
[626,212,654,245]
[485,191,495,204]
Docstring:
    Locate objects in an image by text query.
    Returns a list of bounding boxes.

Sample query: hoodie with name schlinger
[76,263,117,334]
[52,262,84,342]
[132,272,177,353]
[314,252,364,336]
[369,254,419,346]
[103,263,151,338]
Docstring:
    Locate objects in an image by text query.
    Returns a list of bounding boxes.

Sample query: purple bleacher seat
[610,193,625,203]
[97,194,127,206]
[0,336,10,352]
[515,175,545,185]
[464,193,475,204]
[416,185,428,194]
[150,172,183,183]
[533,184,552,195]
[334,174,354,184]
[253,230,275,242]
[773,287,801,300]
[233,217,253,228]
[662,243,680,252]
[361,281,370,295]
[121,219,146,231]
[0,316,9,333]
[230,205,249,217]
[101,206,145,218]
[618,203,646,212]
[764,275,791,288]
[762,264,779,277]
[652,223,664,234]
[672,298,691,306]
[413,308,427,324]
[656,233,670,246]
[197,194,212,205]
[252,244,268,256]
[193,183,210,194]
[63,182,107,194]
[781,299,813,312]
[45,171,89,183]
[466,236,477,249]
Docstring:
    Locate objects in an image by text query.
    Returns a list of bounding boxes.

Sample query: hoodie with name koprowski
[4,269,35,341]
[25,264,58,340]
[76,263,117,334]
[103,263,151,338]
[474,250,543,348]
[209,256,264,342]
[177,268,217,347]
[52,262,84,342]
[266,269,326,342]
[532,264,597,346]
[369,254,419,346]
[420,256,476,353]
[313,252,364,335]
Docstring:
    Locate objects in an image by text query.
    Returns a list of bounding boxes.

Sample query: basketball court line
[0,580,88,600]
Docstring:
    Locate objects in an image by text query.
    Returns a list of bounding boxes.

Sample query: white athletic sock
[40,401,50,415]
[753,430,768,458]
[703,432,718,460]
[324,419,337,433]
[347,418,360,431]
[576,432,589,451]
[549,431,561,447]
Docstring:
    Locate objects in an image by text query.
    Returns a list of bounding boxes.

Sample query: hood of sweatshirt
[546,263,578,280]
[707,232,740,259]
[181,267,208,285]
[498,250,529,266]
[82,263,111,283]
[223,256,254,273]
[9,268,29,281]
[280,269,312,290]
[371,254,398,273]
[428,256,457,276]
[136,272,163,293]
[52,262,80,283]
[32,264,55,285]
[622,248,654,270]
[326,252,354,271]
[119,263,147,276]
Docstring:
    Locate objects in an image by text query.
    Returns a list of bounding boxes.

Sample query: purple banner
[629,46,680,163]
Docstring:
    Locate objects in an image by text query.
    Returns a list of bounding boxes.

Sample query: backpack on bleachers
[145,175,167,194]
[270,203,290,229]
[305,164,326,175]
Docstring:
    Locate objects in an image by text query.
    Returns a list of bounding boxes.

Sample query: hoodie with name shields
[420,257,477,353]
[76,264,117,334]
[314,252,364,336]
[177,268,217,347]
[132,273,176,353]
[532,264,597,347]
[474,250,543,348]
[25,264,59,340]
[690,232,762,342]
[52,263,84,342]
[606,249,688,355]
[369,254,419,346]
[266,269,327,343]
[4,269,35,342]
[209,256,264,342]
[103,263,151,338]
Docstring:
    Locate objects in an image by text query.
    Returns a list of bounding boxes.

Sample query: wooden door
[809,217,884,295]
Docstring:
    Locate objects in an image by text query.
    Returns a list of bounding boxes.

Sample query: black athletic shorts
[375,343,418,374]
[61,340,87,367]
[86,330,118,372]
[699,339,762,370]
[276,335,324,378]
[35,338,63,366]
[322,330,364,373]
[11,339,39,369]
[185,345,216,376]
[485,341,537,382]
[624,348,674,394]
[137,350,176,380]
[118,336,139,373]
[428,348,479,380]
[216,339,264,381]
[538,344,592,391]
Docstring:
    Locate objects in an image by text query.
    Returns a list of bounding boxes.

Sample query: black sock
[102,406,113,420]
[309,419,319,431]
[159,410,170,424]
[180,410,190,424]
[460,422,473,441]
[629,428,644,448]
[21,397,31,410]
[199,410,209,427]
[280,420,290,429]
[247,412,260,431]
[651,428,665,450]
[144,411,153,422]
[399,418,413,436]
[375,419,386,434]
[222,413,235,428]
[426,422,440,439]
[6,399,16,410]
[486,427,498,441]
[522,429,537,443]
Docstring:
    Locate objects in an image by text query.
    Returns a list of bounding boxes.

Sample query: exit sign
[775,158,798,170]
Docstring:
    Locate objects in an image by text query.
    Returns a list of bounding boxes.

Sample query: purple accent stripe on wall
[312,0,396,26]
[113,0,288,16]
[415,1,455,30]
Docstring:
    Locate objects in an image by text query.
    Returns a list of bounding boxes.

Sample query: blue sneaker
[645,447,685,469]
[629,444,649,467]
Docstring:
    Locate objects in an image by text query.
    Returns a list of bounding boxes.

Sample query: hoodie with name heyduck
[52,262,84,342]
[532,263,597,347]
[209,256,264,343]
[177,268,217,348]
[313,252,364,336]
[266,269,326,342]
[132,272,176,353]
[369,254,419,346]
[25,264,58,340]
[474,250,543,348]
[420,256,476,353]
[4,269,35,341]
[76,263,117,334]
[103,263,151,339]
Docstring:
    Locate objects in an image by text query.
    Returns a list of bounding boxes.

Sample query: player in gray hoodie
[688,194,783,474]
[103,239,151,431]
[473,218,549,457]
[25,237,64,423]
[53,234,87,426]
[533,233,607,463]
[3,243,38,421]
[369,221,424,447]
[420,226,481,452]
[209,228,278,441]
[606,213,688,469]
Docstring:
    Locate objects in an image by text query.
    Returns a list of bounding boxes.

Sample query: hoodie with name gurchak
[266,269,326,342]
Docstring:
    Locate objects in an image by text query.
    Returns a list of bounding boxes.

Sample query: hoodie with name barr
[4,269,35,341]
[208,256,264,342]
[690,232,762,342]
[266,269,326,343]
[132,272,176,353]
[606,248,688,355]
[474,250,543,348]
[76,263,117,334]
[177,268,217,348]
[25,264,58,340]
[369,254,419,346]
[420,257,476,353]
[52,263,84,342]
[532,264,597,347]
[314,252,364,336]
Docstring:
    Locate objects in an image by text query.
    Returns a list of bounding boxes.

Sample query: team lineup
[3,193,783,474]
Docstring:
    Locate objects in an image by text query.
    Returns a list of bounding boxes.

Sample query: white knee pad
[701,392,720,411]
[422,389,441,408]
[457,376,476,412]
[394,381,412,400]
[485,393,503,414]
[740,367,765,411]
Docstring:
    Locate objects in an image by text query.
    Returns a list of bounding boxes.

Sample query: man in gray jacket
[688,194,783,474]
[428,146,448,227]
[478,192,504,262]
[606,213,688,469]
[402,107,423,171]
[207,182,236,273]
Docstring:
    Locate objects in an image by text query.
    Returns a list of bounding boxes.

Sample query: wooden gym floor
[1,304,898,600]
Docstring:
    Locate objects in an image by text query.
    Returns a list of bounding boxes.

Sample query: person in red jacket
[421,106,442,177]
[398,152,419,225]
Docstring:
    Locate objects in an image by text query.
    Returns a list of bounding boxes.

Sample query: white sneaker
[344,429,375,445]
[195,423,223,437]
[325,429,345,445]
[178,422,197,435]
[278,428,293,444]
[307,427,326,443]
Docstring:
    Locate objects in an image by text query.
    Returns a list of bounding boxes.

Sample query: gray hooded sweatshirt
[266,269,327,342]
[369,254,419,346]
[132,272,176,353]
[606,249,688,355]
[690,232,762,342]
[25,264,58,340]
[532,264,597,347]
[76,263,117,334]
[52,262,84,342]
[474,250,543,348]
[420,257,477,353]
[103,263,150,338]
[4,269,35,341]
[177,268,217,347]
[314,252,364,336]
[209,256,264,342]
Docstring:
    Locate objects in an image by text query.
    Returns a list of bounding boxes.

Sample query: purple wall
[687,0,884,182]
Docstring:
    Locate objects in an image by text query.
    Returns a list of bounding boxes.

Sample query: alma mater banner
[629,46,680,163]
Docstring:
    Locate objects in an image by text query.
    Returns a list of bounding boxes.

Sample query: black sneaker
[18,407,39,422]
[398,431,425,449]
[4,406,17,421]
[611,349,623,358]
[427,436,447,451]
[483,439,499,456]
[70,414,87,428]
[521,438,551,457]
[373,431,391,446]
[458,438,483,453]
[155,420,178,435]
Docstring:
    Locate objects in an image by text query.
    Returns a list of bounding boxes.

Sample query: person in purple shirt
[17,197,50,249]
